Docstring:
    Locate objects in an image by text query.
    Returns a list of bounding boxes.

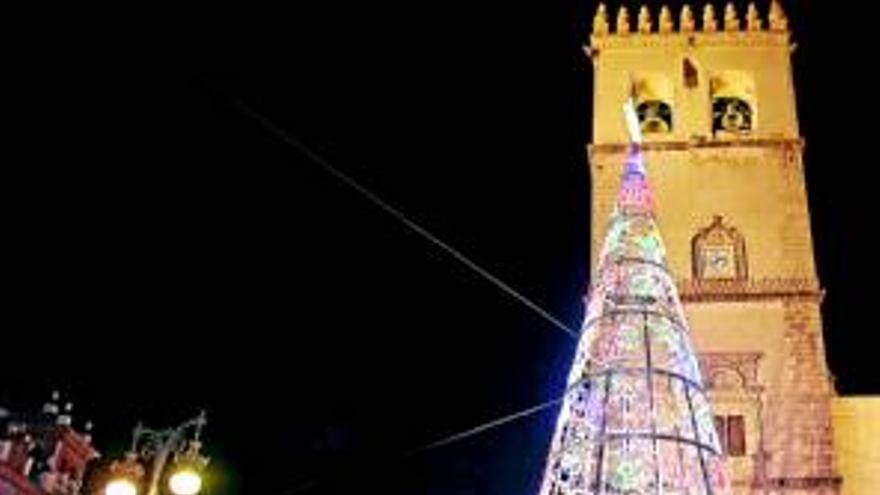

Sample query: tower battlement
[591,1,789,46]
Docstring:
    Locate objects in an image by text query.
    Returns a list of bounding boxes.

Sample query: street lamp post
[104,412,209,495]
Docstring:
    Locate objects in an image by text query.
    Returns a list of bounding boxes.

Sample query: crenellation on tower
[592,3,609,35]
[591,1,789,38]
[724,3,740,32]
[659,6,674,34]
[637,5,652,33]
[746,3,762,31]
[615,5,631,35]
[680,5,696,33]
[704,4,719,33]
[768,0,788,31]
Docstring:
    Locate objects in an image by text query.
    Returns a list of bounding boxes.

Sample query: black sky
[6,1,879,494]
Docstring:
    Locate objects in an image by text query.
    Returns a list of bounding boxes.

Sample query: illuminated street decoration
[538,105,731,494]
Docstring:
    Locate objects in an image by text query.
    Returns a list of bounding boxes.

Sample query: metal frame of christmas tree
[539,102,731,494]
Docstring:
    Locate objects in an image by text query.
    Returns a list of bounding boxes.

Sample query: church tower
[587,1,840,493]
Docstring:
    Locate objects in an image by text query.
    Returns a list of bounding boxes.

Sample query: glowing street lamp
[104,479,138,495]
[104,452,144,495]
[167,438,208,495]
[103,412,209,495]
[168,469,202,495]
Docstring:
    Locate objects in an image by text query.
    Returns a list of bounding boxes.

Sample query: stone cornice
[589,31,790,51]
[588,138,804,157]
[676,278,823,303]
[762,476,843,489]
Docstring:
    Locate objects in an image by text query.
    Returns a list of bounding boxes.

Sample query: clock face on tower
[692,215,747,281]
[701,245,736,279]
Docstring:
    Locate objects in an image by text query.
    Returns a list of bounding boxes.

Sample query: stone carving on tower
[692,216,747,282]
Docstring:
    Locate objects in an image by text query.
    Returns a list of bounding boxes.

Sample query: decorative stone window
[710,71,756,137]
[631,74,674,135]
[714,414,747,457]
[698,352,764,472]
[692,215,747,280]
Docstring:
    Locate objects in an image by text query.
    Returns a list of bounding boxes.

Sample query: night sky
[6,1,879,494]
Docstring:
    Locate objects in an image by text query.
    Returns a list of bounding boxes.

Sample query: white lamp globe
[169,469,203,495]
[105,479,138,495]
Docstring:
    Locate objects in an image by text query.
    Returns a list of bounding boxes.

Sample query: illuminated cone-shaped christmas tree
[539,103,731,494]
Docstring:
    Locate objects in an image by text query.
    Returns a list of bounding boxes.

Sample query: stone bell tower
[586,1,841,493]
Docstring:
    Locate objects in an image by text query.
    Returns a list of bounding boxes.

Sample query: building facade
[0,395,98,495]
[831,398,880,494]
[586,2,842,492]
